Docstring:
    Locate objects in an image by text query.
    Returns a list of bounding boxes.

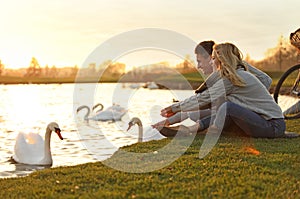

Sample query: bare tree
[0,59,4,76]
[252,35,298,71]
[49,65,58,78]
[25,57,41,77]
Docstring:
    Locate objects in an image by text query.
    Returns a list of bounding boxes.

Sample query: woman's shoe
[282,131,299,138]
[159,125,190,137]
[159,124,205,137]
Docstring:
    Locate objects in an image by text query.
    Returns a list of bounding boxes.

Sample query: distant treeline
[0,35,299,83]
[245,35,299,71]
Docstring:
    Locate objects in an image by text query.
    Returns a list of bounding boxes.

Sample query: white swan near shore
[127,117,165,142]
[12,122,63,165]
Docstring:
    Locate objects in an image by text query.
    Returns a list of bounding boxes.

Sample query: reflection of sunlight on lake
[0,83,194,178]
[8,85,44,127]
[2,83,296,178]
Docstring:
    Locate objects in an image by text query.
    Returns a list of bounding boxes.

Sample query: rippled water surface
[0,83,194,178]
[1,83,297,178]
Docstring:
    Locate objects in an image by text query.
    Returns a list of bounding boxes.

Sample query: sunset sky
[0,0,299,69]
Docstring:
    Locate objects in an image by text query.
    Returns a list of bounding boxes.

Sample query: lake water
[0,83,194,178]
[0,83,297,178]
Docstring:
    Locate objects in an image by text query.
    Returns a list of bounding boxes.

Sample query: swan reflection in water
[6,159,52,177]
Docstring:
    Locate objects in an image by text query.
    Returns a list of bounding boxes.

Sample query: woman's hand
[151,119,170,129]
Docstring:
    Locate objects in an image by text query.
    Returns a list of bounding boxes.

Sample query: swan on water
[144,82,159,89]
[91,104,127,121]
[76,105,91,121]
[76,103,104,120]
[12,122,63,165]
[92,103,104,113]
[127,117,165,142]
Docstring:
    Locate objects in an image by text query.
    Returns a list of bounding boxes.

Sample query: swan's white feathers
[90,104,127,121]
[12,122,62,165]
[13,133,44,164]
[127,117,165,142]
[143,126,165,142]
[77,104,127,121]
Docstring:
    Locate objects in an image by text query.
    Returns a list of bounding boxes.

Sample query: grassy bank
[0,119,299,198]
[0,76,120,84]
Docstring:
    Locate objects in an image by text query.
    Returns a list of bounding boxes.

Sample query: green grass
[0,120,299,198]
[265,71,285,87]
[0,76,76,84]
[154,70,284,90]
[180,72,204,82]
[0,71,283,88]
[0,70,298,198]
[153,71,204,82]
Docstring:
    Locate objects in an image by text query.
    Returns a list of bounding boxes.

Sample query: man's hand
[160,106,175,117]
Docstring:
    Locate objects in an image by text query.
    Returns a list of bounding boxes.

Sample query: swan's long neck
[129,117,143,142]
[43,128,53,164]
[93,103,103,112]
[137,120,143,143]
[84,107,90,120]
[77,106,90,120]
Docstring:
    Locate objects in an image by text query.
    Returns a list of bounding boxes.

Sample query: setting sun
[7,86,45,125]
[1,49,34,69]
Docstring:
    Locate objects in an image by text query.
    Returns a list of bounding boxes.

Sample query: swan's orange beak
[55,128,63,140]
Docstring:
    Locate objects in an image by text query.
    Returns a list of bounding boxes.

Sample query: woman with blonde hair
[207,42,285,137]
[153,41,273,135]
[157,42,286,138]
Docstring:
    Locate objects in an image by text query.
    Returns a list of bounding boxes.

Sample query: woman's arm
[245,62,272,89]
[171,78,231,113]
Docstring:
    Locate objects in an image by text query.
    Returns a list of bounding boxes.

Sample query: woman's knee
[218,102,235,113]
[218,102,243,117]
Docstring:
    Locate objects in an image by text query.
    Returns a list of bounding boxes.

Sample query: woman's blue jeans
[213,102,286,138]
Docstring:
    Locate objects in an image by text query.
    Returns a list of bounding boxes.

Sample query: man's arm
[195,71,221,93]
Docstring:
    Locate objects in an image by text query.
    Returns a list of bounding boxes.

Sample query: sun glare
[1,49,33,69]
[7,86,45,126]
[244,146,260,155]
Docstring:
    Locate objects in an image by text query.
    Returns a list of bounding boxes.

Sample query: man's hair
[194,40,215,57]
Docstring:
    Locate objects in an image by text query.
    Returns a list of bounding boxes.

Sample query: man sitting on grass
[152,40,272,135]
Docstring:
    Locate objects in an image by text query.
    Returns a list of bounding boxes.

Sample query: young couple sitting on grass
[152,41,297,138]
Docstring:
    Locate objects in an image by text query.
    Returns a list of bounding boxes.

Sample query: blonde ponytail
[213,43,246,87]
